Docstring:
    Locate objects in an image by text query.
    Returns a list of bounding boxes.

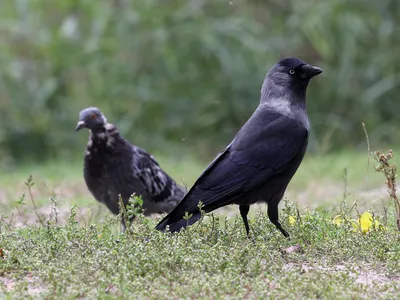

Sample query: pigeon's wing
[155,112,308,231]
[130,147,179,202]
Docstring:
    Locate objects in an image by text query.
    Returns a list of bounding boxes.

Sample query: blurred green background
[0,0,399,164]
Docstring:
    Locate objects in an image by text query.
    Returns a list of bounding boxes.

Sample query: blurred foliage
[0,0,399,162]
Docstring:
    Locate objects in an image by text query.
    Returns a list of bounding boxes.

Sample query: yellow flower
[333,212,385,233]
[357,212,385,233]
[332,215,343,226]
[288,216,296,226]
[359,212,374,234]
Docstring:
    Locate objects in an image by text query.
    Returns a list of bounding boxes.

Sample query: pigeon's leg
[267,204,290,238]
[120,216,136,232]
[239,205,251,237]
[121,219,127,232]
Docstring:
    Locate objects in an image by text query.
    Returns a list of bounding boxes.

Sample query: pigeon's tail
[155,211,202,232]
[172,184,187,205]
[155,183,186,214]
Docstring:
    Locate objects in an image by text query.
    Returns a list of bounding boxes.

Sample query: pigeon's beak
[301,64,323,78]
[75,121,86,131]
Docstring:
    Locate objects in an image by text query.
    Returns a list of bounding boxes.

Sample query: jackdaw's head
[265,57,323,93]
[75,107,107,132]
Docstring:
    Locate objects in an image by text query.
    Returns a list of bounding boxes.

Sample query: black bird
[156,57,322,237]
[76,107,186,230]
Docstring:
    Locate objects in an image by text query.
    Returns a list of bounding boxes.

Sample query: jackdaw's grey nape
[155,57,322,238]
[76,107,186,231]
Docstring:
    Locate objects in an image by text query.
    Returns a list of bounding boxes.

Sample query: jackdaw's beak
[301,64,323,78]
[75,120,86,131]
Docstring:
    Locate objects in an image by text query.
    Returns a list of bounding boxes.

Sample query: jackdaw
[155,57,322,237]
[76,107,186,230]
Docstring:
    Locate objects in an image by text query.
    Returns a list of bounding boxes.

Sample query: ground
[0,150,399,299]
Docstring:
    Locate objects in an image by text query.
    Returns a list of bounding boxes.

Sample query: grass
[0,150,391,216]
[0,150,399,298]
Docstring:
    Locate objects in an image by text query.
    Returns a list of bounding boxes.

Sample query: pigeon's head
[75,107,107,132]
[266,57,323,91]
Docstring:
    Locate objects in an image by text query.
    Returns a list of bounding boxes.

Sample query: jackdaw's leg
[267,203,290,238]
[239,205,251,237]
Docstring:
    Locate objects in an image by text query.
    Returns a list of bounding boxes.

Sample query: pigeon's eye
[91,114,97,119]
[289,69,295,75]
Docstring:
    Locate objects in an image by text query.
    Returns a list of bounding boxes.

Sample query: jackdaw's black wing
[155,111,308,232]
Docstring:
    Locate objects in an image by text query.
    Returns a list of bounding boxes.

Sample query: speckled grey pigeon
[156,57,322,238]
[76,107,186,229]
